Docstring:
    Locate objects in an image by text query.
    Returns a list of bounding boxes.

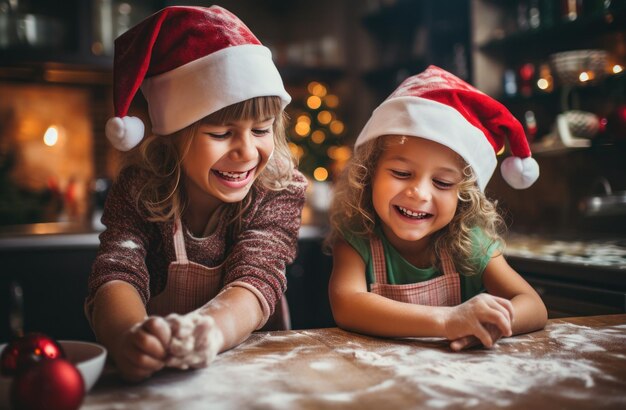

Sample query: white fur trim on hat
[500,156,539,189]
[355,96,497,191]
[141,44,291,136]
[105,116,145,151]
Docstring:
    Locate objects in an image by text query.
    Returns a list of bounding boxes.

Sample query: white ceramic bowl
[0,340,107,406]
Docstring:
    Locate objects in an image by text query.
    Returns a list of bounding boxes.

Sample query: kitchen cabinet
[509,258,626,318]
[0,234,98,343]
[505,234,626,318]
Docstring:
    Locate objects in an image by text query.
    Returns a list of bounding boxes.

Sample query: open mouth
[211,166,256,188]
[395,205,432,220]
[213,169,251,181]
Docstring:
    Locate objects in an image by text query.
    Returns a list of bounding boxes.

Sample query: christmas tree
[286,81,351,181]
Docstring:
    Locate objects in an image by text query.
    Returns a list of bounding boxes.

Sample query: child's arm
[92,282,263,379]
[482,253,548,334]
[91,281,170,382]
[329,239,513,347]
[450,253,548,350]
[197,286,264,350]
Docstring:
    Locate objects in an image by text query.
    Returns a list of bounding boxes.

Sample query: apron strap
[370,235,458,283]
[369,237,388,284]
[173,217,189,263]
[439,250,457,276]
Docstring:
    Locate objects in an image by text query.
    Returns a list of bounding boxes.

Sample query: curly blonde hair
[122,96,295,224]
[328,135,505,276]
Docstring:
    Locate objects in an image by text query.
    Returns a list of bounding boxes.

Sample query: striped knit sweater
[85,166,307,324]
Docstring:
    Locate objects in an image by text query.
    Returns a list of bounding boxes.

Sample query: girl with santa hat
[85,6,306,381]
[328,66,547,351]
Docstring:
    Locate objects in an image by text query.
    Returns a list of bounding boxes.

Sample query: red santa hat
[355,65,539,190]
[105,5,291,151]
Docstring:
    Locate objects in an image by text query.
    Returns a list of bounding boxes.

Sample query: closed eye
[433,179,454,189]
[390,169,411,178]
[205,131,230,139]
[252,128,272,136]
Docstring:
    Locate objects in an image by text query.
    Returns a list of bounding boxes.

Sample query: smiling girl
[328,66,547,351]
[85,6,306,382]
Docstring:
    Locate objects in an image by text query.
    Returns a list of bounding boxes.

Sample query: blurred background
[1,0,625,341]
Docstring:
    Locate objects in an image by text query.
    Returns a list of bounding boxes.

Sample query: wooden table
[83,315,626,409]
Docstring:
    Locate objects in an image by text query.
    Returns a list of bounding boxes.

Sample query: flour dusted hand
[164,311,224,369]
[449,323,503,351]
[443,294,513,350]
[112,316,171,382]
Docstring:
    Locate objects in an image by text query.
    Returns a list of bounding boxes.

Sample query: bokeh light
[307,95,322,109]
[313,167,329,181]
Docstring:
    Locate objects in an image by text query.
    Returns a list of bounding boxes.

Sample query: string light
[306,95,322,109]
[307,82,328,97]
[313,167,329,181]
[317,110,332,124]
[324,94,339,108]
[297,114,311,125]
[294,121,310,136]
[288,142,305,160]
[330,120,344,135]
[328,145,351,161]
[579,71,591,82]
[43,126,59,147]
[311,130,326,144]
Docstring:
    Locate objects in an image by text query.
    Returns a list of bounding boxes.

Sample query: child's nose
[406,182,431,200]
[230,132,257,161]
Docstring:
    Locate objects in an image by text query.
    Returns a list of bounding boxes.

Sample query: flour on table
[83,324,626,410]
[548,322,626,353]
[309,360,335,371]
[335,322,626,408]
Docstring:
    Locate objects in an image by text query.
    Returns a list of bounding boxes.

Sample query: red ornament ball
[10,358,85,410]
[0,333,66,376]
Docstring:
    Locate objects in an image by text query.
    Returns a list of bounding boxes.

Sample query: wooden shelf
[0,60,112,85]
[479,5,626,56]
[496,70,626,104]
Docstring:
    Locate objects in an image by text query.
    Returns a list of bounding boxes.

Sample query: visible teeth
[216,170,247,180]
[398,206,428,219]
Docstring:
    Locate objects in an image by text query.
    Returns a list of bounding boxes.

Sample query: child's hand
[164,310,224,369]
[449,323,503,351]
[443,294,513,350]
[113,316,171,382]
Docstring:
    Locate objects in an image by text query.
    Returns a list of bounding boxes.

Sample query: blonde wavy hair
[328,135,505,276]
[122,96,295,224]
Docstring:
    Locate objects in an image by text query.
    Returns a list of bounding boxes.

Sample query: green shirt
[343,227,501,302]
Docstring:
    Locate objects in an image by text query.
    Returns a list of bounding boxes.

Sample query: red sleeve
[222,171,307,323]
[84,168,155,320]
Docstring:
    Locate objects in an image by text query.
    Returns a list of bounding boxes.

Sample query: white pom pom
[500,156,539,189]
[105,116,145,151]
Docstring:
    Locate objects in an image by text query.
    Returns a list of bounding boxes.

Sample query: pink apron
[369,237,462,306]
[147,218,223,315]
[147,218,290,330]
